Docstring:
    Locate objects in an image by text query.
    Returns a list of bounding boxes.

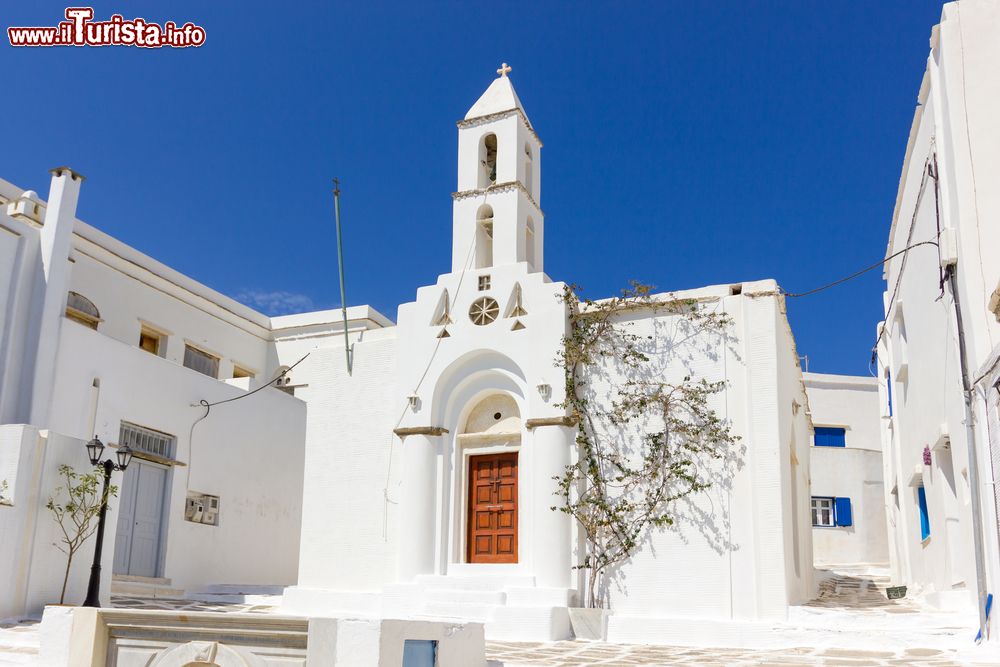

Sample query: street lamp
[82,435,132,608]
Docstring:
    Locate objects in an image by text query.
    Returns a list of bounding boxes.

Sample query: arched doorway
[459,394,521,563]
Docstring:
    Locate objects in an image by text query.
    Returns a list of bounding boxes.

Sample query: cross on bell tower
[496,62,512,77]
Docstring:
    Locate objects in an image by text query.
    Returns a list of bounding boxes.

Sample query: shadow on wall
[577,302,747,605]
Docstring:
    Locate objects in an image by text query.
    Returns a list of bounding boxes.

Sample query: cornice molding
[452,181,544,216]
[393,426,449,437]
[456,108,543,147]
[525,416,578,430]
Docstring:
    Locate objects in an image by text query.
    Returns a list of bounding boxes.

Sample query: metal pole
[333,178,352,375]
[947,266,989,640]
[82,460,114,607]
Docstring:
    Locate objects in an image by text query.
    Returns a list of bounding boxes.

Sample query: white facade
[877,0,1000,628]
[2,69,820,645]
[803,373,888,566]
[283,71,815,643]
[0,172,308,619]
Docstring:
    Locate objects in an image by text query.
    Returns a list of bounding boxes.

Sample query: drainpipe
[28,167,85,426]
[946,264,989,641]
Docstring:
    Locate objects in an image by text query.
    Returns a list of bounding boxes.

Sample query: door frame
[113,457,171,578]
[465,451,519,564]
[457,439,521,564]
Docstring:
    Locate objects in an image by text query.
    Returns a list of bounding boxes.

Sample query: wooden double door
[467,452,518,563]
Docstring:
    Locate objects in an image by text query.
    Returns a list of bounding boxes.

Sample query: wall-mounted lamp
[537,383,551,402]
[407,394,421,412]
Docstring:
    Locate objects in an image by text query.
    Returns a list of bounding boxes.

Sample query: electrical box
[185,492,220,526]
[939,228,958,268]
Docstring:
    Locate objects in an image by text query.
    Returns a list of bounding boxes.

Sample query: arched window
[524,143,533,197]
[475,205,494,269]
[525,217,536,268]
[479,134,498,187]
[65,291,100,330]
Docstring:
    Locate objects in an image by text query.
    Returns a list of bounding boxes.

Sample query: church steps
[110,576,185,599]
[414,573,535,591]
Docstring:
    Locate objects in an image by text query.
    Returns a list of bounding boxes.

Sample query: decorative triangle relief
[437,327,451,338]
[511,320,525,331]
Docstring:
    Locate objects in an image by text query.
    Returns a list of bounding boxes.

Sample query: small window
[478,275,491,291]
[138,327,163,356]
[524,143,533,196]
[917,486,931,541]
[525,217,536,268]
[475,205,494,269]
[814,427,846,447]
[120,421,175,459]
[65,292,100,329]
[184,344,220,378]
[402,640,438,667]
[811,497,834,527]
[233,366,255,380]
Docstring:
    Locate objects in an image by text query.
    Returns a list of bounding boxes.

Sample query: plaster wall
[804,374,888,565]
[878,0,1000,614]
[45,322,306,596]
[602,283,813,632]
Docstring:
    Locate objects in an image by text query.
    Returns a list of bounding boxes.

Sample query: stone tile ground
[3,566,999,666]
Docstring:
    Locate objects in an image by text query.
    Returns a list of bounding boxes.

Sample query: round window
[469,297,500,326]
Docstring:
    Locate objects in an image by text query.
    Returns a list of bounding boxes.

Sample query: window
[814,427,846,447]
[478,275,491,291]
[138,327,163,356]
[811,497,834,527]
[811,496,853,527]
[475,205,494,269]
[183,344,219,378]
[120,421,175,459]
[65,292,100,329]
[233,365,255,380]
[917,486,931,541]
[402,639,438,667]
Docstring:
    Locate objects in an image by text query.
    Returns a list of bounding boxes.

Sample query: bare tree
[46,465,117,604]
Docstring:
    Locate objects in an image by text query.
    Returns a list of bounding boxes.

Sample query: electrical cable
[782,240,939,300]
[186,352,310,491]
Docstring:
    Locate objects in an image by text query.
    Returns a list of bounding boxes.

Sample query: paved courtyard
[3,566,998,666]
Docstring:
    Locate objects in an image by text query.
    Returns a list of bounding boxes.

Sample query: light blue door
[113,460,167,577]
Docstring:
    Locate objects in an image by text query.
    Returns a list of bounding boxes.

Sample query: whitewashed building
[803,373,888,566]
[281,69,816,643]
[2,68,820,646]
[0,171,307,620]
[876,0,1000,633]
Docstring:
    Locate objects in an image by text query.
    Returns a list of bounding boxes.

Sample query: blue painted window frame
[814,427,846,447]
[917,486,931,541]
[834,497,853,527]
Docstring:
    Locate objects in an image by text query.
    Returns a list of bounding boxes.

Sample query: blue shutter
[815,427,846,447]
[917,487,931,540]
[834,497,853,527]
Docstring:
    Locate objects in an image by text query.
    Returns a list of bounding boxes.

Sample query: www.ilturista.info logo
[7,7,206,48]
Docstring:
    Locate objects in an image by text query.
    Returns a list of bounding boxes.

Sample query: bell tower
[451,64,543,274]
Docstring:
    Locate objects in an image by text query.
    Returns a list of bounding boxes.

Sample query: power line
[782,240,938,299]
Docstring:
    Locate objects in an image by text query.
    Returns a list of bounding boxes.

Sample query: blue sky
[2,1,947,375]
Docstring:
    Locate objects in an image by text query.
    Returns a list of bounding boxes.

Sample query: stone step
[189,584,286,596]
[415,574,535,591]
[110,579,186,599]
[424,588,507,606]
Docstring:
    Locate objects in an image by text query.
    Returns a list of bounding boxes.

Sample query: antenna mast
[332,178,352,375]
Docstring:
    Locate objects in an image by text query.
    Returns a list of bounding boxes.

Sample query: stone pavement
[3,566,998,666]
[484,641,984,666]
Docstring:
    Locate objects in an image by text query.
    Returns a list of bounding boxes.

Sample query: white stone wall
[804,373,888,565]
[599,283,813,634]
[878,0,1000,618]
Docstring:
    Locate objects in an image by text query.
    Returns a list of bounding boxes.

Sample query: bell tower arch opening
[479,134,498,188]
[475,204,494,269]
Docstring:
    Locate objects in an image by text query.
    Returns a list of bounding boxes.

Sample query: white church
[1,67,827,650]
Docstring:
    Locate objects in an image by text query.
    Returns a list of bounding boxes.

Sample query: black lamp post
[82,435,132,608]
